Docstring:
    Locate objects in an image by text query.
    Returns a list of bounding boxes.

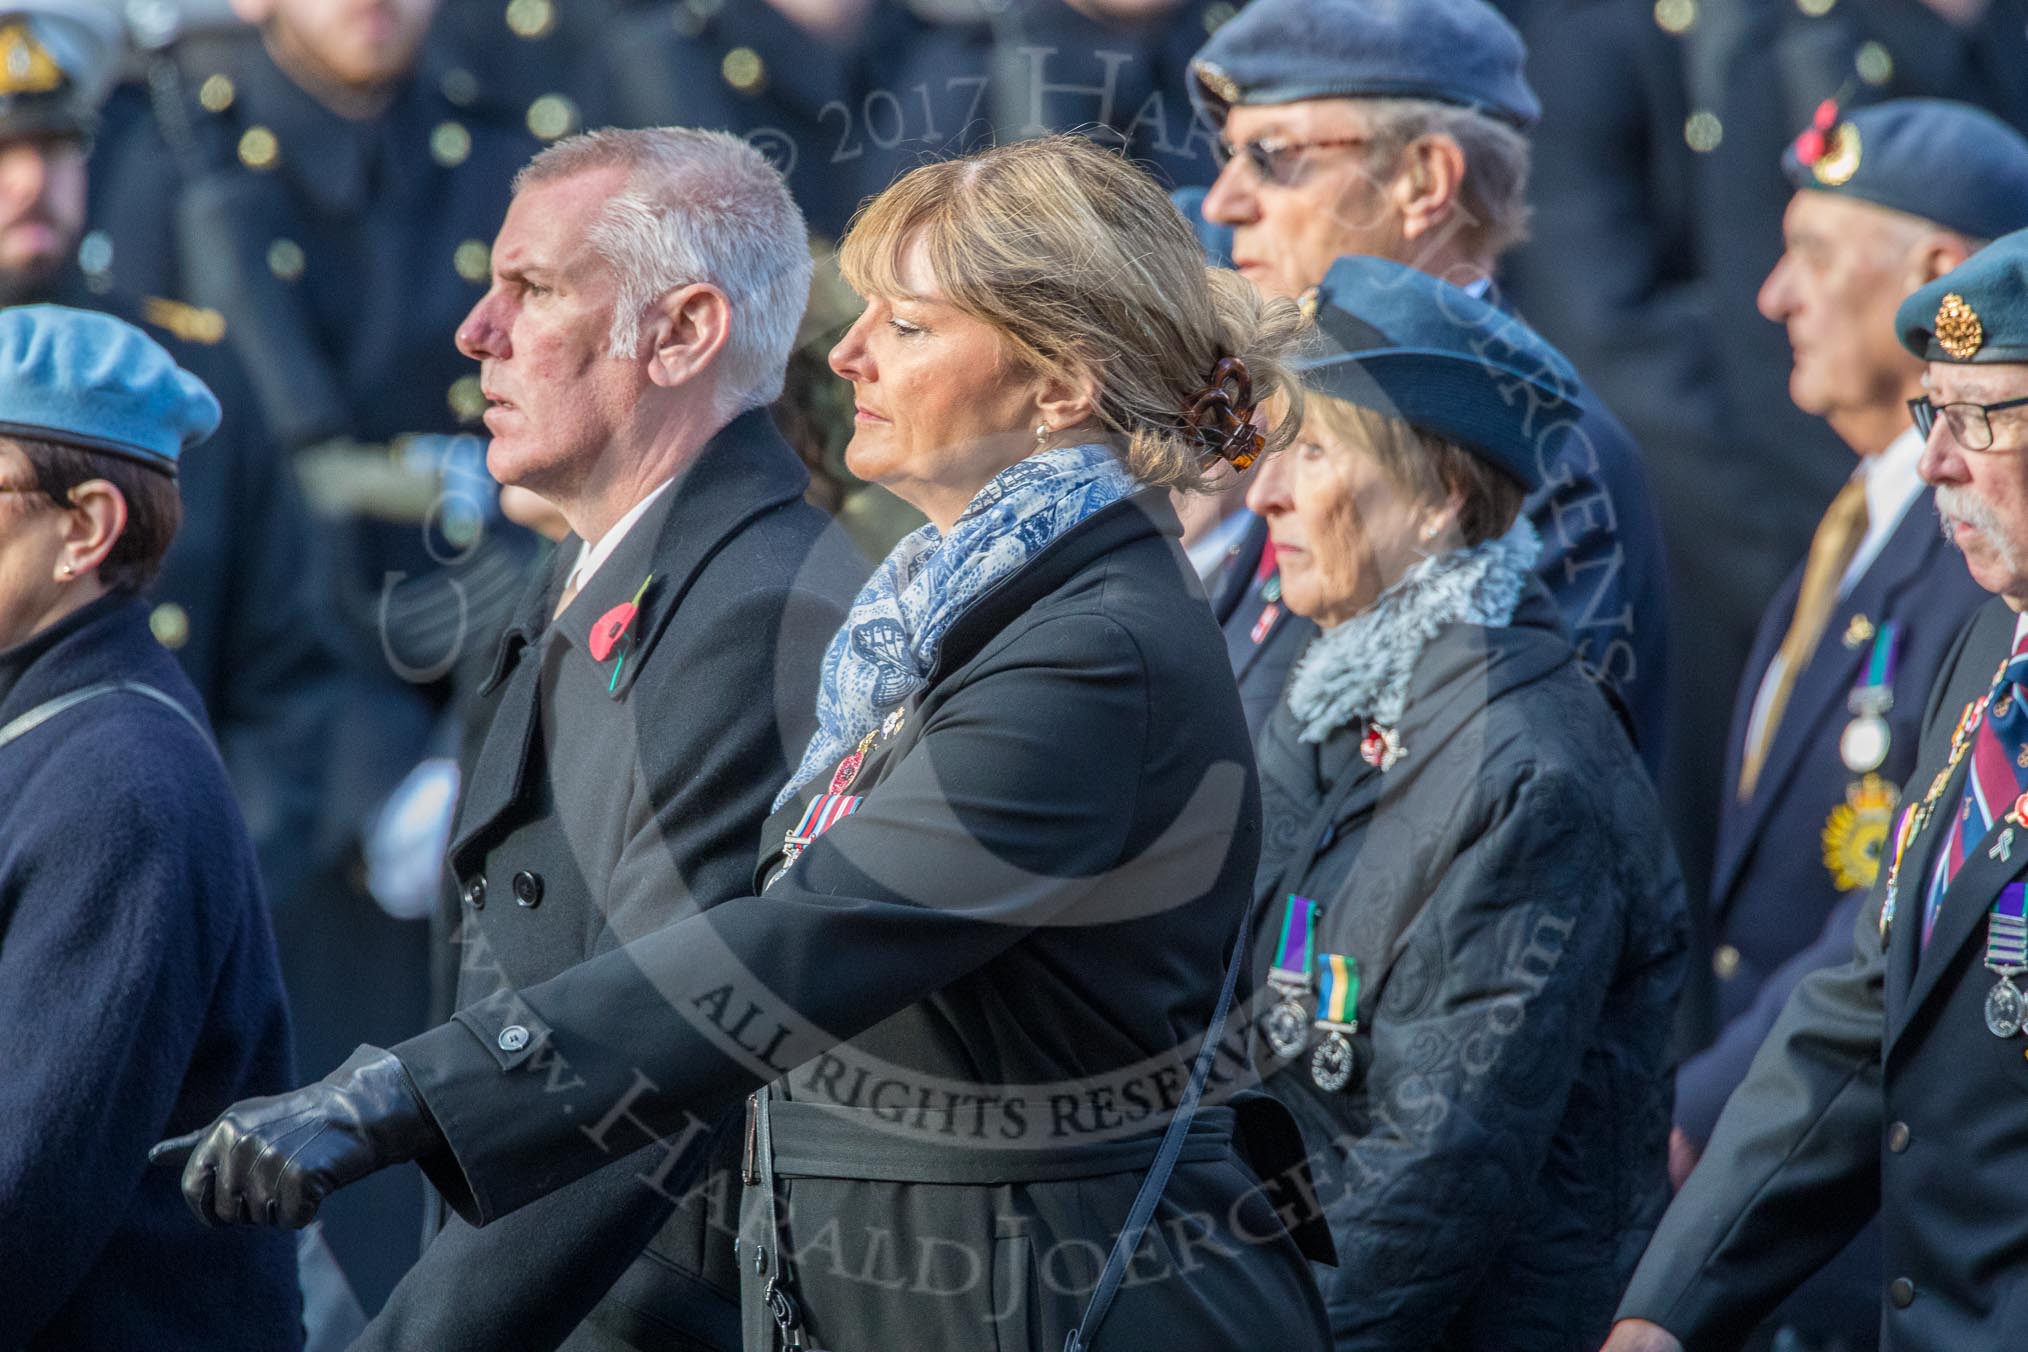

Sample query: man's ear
[1392,134,1467,245]
[57,480,127,579]
[1907,231,1977,292]
[642,283,732,390]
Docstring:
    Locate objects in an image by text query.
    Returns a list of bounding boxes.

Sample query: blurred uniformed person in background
[81,0,542,1305]
[1607,226,2028,1352]
[1659,0,2028,972]
[1182,0,1673,774]
[0,0,339,907]
[1671,97,2025,1352]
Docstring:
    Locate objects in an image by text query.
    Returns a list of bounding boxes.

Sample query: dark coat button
[1888,1121,1911,1153]
[1889,1277,1915,1308]
[463,876,486,909]
[513,870,544,908]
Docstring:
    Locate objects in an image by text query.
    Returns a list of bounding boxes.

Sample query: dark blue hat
[1188,0,1539,131]
[0,305,220,473]
[1898,227,2028,364]
[1782,98,2028,243]
[1293,255,1582,489]
[0,2,122,141]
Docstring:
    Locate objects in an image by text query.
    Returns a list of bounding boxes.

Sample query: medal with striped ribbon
[1309,952,1360,1092]
[1263,895,1316,1060]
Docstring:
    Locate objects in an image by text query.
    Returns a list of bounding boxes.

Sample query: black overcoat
[355,409,860,1351]
[390,490,1331,1351]
[1252,585,1687,1352]
[0,594,299,1349]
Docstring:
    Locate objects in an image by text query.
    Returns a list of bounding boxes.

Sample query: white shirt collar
[566,475,678,597]
[1841,425,1927,594]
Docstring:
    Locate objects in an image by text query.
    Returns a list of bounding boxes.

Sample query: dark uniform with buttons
[84,9,545,792]
[1618,235,2028,1349]
[0,3,342,906]
[351,409,859,1352]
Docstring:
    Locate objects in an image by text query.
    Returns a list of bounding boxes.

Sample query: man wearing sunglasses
[1608,227,2028,1351]
[1663,97,2022,1352]
[1181,0,1671,785]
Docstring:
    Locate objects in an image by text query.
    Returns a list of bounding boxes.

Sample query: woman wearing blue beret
[0,305,299,1347]
[1245,258,1687,1351]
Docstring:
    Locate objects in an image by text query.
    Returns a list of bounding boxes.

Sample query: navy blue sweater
[0,593,300,1349]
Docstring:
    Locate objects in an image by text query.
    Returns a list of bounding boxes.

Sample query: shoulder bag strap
[1066,746,1380,1350]
[0,680,209,752]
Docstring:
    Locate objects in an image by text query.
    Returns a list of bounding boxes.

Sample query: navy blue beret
[1783,98,2028,243]
[1898,227,2028,364]
[0,305,221,473]
[1293,255,1583,489]
[0,1,122,140]
[1188,0,1539,131]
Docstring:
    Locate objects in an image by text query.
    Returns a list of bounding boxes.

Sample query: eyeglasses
[1212,134,1371,186]
[1909,394,2028,451]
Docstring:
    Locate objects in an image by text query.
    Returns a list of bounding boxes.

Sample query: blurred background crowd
[11,0,2028,1333]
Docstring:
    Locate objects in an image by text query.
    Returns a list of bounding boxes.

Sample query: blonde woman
[166,136,1332,1351]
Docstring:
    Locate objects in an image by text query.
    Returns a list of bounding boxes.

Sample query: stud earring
[1035,423,1051,449]
[1419,522,1439,543]
[56,563,73,580]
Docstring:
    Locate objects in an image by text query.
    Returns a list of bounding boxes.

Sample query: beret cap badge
[1812,122,1863,187]
[1936,292,1985,360]
[1192,59,1242,106]
[1791,99,1862,187]
[0,22,62,96]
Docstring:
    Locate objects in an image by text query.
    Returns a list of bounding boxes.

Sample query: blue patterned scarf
[775,443,1139,810]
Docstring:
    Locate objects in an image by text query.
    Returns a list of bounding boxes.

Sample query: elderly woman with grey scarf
[1246,256,1688,1352]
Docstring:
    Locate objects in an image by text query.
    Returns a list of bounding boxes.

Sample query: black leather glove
[149,1044,442,1229]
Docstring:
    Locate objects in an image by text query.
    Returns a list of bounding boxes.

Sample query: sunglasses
[1212,134,1372,186]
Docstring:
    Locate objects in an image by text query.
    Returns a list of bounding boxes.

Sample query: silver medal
[1310,1030,1355,1092]
[1840,715,1891,774]
[1265,997,1310,1061]
[1986,975,2026,1038]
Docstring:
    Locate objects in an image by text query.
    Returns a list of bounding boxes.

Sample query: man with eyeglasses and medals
[1662,99,2017,1352]
[1180,0,1670,779]
[1606,227,2028,1352]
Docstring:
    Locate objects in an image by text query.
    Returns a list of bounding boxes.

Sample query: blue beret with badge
[1783,97,2028,243]
[0,304,221,474]
[1293,254,1583,490]
[1188,0,1539,130]
[1897,227,2028,364]
[0,0,122,141]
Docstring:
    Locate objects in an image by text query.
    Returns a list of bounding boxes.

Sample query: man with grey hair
[1179,0,1672,780]
[292,125,857,1351]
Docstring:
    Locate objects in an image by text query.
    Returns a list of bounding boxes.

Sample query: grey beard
[1937,486,2022,575]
